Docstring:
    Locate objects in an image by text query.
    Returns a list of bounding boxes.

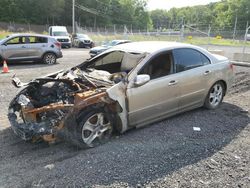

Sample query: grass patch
[89,33,250,47]
[0,31,11,39]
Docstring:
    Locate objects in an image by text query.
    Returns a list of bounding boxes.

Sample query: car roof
[111,41,199,53]
[105,41,219,62]
[110,41,213,54]
[7,33,52,38]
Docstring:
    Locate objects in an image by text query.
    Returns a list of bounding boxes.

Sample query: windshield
[77,34,88,39]
[53,31,68,36]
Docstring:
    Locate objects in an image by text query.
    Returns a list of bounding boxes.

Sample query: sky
[147,0,221,10]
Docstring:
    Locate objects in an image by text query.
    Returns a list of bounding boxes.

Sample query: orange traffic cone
[2,60,9,73]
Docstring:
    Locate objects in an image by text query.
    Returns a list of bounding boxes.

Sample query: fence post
[242,22,249,54]
[233,15,238,41]
[180,24,184,41]
[208,24,211,45]
[113,24,116,35]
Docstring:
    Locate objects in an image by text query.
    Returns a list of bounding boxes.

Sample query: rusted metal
[74,91,107,109]
[23,103,73,114]
[42,134,56,143]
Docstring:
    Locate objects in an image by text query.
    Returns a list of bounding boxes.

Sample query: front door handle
[204,70,211,75]
[21,46,26,48]
[168,80,178,86]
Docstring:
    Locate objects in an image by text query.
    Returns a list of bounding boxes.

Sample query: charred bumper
[8,112,53,140]
[8,92,73,141]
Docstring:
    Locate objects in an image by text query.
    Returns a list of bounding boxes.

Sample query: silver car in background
[0,34,63,64]
[72,33,94,48]
[8,41,234,148]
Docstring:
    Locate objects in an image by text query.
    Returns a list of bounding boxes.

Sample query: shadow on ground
[0,102,249,187]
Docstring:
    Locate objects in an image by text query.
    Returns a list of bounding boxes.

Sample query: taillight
[229,63,234,71]
[55,42,61,48]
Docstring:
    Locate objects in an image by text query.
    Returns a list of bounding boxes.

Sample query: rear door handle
[204,70,211,75]
[168,80,178,86]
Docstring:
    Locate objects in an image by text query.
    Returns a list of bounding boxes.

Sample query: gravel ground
[0,47,249,188]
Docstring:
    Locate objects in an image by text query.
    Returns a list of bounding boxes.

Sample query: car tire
[204,81,225,109]
[75,106,114,148]
[43,53,57,65]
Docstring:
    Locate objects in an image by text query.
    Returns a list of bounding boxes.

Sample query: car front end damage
[8,68,122,143]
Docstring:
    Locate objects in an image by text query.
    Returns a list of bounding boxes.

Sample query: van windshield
[53,31,68,36]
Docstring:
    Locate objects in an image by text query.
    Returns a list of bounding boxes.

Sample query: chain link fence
[1,21,249,61]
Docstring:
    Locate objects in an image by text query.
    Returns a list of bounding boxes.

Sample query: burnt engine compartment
[27,79,76,107]
[8,68,114,141]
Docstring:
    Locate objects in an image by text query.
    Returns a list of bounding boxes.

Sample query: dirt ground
[0,47,249,188]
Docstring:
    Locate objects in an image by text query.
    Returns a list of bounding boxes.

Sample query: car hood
[12,68,114,89]
[79,38,92,42]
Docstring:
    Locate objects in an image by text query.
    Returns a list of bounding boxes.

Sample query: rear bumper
[57,51,63,58]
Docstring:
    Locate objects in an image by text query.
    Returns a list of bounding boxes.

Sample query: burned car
[8,42,234,148]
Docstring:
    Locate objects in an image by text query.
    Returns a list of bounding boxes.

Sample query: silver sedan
[8,41,234,148]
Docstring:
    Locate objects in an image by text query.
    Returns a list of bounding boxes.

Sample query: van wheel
[43,53,57,65]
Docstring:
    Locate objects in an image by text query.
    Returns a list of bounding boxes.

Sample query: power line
[75,3,135,24]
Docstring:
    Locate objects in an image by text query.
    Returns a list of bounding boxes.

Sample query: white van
[49,26,71,48]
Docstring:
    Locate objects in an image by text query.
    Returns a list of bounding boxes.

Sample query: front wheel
[76,107,113,148]
[204,82,225,109]
[43,53,57,65]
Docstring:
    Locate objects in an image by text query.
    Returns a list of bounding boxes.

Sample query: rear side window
[173,48,210,72]
[26,36,48,43]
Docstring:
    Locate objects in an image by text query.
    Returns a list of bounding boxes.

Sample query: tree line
[0,0,249,31]
[151,0,250,31]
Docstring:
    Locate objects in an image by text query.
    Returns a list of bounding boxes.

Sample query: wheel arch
[41,51,58,59]
[214,79,227,95]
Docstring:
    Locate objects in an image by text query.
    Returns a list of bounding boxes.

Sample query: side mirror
[134,74,150,87]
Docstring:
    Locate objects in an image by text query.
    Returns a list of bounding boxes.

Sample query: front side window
[139,51,173,80]
[173,48,210,72]
[6,37,25,45]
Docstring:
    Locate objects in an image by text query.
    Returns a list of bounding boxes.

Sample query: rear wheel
[43,53,57,65]
[76,106,113,148]
[204,82,225,109]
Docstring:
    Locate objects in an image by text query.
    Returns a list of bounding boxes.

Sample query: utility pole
[233,14,237,40]
[72,0,75,34]
[94,16,96,31]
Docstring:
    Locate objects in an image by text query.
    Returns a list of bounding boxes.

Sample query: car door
[172,48,211,111]
[2,36,29,60]
[126,51,180,126]
[25,36,46,59]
